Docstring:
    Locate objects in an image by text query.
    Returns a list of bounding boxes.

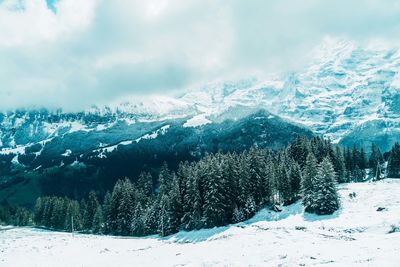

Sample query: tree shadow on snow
[303,209,341,222]
[161,226,231,243]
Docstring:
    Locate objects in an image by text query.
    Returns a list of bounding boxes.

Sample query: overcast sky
[0,0,400,111]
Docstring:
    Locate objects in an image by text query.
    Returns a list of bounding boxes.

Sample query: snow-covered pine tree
[165,173,183,235]
[137,172,153,199]
[142,201,159,235]
[202,155,228,228]
[131,202,145,236]
[301,153,318,213]
[311,157,340,215]
[289,160,302,202]
[158,162,172,197]
[232,205,245,223]
[276,153,292,205]
[247,146,267,206]
[181,162,203,230]
[117,178,136,235]
[221,152,241,221]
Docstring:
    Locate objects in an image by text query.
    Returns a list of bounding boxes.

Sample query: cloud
[0,0,400,111]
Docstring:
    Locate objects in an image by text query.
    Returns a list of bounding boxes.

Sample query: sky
[0,0,400,111]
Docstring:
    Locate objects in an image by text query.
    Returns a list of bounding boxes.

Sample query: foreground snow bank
[1,179,400,267]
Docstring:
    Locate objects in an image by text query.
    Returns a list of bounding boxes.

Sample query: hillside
[1,179,399,267]
[0,108,313,207]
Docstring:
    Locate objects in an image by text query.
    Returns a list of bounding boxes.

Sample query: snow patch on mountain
[135,125,170,143]
[183,114,211,127]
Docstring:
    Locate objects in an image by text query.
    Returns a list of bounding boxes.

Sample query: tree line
[2,138,400,236]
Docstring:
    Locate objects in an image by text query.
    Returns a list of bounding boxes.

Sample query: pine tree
[359,147,367,170]
[131,202,145,236]
[289,160,302,201]
[92,206,104,234]
[158,163,172,197]
[138,172,153,198]
[182,164,203,230]
[65,200,82,232]
[117,178,136,235]
[202,155,228,228]
[301,153,318,213]
[369,144,383,180]
[102,191,112,233]
[247,146,267,206]
[388,142,400,178]
[232,205,245,223]
[34,197,44,225]
[50,197,66,229]
[311,158,340,215]
[332,146,346,183]
[165,173,183,234]
[287,136,311,168]
[83,190,99,231]
[143,201,159,235]
[159,194,169,236]
[276,154,292,205]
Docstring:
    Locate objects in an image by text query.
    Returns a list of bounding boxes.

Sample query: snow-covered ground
[1,179,400,267]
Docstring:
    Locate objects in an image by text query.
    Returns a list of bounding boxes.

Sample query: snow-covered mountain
[171,38,400,150]
[1,38,399,157]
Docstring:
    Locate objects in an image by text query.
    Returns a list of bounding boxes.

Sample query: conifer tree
[388,142,400,178]
[332,146,346,183]
[83,190,99,231]
[138,172,154,199]
[311,157,340,215]
[92,206,104,234]
[131,202,145,236]
[117,178,136,235]
[369,144,383,180]
[102,191,112,233]
[301,153,318,213]
[165,173,183,234]
[143,201,159,235]
[202,156,227,228]
[64,200,82,231]
[276,155,292,205]
[289,161,302,201]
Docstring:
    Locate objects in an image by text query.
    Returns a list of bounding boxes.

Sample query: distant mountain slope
[0,108,313,207]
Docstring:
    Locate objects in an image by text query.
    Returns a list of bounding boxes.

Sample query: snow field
[1,179,400,266]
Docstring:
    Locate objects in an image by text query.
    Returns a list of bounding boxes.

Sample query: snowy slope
[1,179,400,267]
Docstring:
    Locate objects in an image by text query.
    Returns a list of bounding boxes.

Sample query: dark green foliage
[301,153,318,213]
[83,191,100,231]
[21,137,399,237]
[369,144,383,180]
[388,142,400,178]
[310,158,340,215]
[0,203,32,226]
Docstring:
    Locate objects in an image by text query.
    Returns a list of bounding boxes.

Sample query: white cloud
[0,0,400,111]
